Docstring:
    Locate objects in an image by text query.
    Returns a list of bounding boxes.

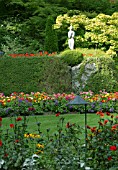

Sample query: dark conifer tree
[44,16,58,53]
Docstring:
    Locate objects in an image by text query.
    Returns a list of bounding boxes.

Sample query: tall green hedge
[0,56,72,95]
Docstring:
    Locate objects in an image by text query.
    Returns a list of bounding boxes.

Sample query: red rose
[108,156,112,161]
[10,124,14,128]
[106,112,110,116]
[112,124,118,130]
[0,117,2,121]
[66,122,71,128]
[110,146,117,151]
[0,140,2,146]
[104,120,108,125]
[90,127,97,132]
[15,139,19,143]
[4,153,8,157]
[56,113,60,117]
[16,117,22,121]
[86,125,91,129]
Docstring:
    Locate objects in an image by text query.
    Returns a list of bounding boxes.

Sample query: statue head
[69,25,73,30]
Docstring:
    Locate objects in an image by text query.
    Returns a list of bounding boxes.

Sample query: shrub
[59,49,83,67]
[54,12,118,54]
[77,56,118,93]
[0,56,72,95]
[86,112,118,169]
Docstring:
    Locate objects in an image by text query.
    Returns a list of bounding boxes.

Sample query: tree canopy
[0,0,118,52]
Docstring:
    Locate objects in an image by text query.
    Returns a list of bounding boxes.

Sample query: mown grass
[2,112,117,144]
[2,113,99,133]
[1,113,99,142]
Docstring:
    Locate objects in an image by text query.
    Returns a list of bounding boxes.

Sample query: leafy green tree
[44,16,58,53]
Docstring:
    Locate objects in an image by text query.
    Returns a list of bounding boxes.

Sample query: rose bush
[86,111,118,169]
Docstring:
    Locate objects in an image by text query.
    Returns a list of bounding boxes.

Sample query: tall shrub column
[44,16,58,53]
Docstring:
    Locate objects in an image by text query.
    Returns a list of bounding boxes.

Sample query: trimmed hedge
[59,49,83,67]
[0,56,72,95]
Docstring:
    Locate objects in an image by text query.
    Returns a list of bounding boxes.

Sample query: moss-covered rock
[72,56,118,93]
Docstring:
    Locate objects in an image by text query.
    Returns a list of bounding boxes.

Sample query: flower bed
[8,51,57,58]
[0,112,118,169]
[0,91,117,117]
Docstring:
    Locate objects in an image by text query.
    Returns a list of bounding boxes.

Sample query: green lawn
[2,113,99,134]
[1,112,117,144]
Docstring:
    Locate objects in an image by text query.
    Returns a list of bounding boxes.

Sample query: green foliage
[54,12,118,54]
[44,16,58,53]
[0,116,42,170]
[37,56,71,94]
[78,56,118,93]
[59,49,83,66]
[86,112,118,169]
[1,113,118,169]
[0,0,118,53]
[0,56,72,95]
[76,48,106,57]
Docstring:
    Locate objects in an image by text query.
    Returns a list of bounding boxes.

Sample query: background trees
[0,0,118,53]
[44,16,58,53]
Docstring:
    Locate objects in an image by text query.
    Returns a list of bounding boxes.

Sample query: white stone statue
[68,25,75,50]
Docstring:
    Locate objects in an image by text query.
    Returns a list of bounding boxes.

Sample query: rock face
[71,56,118,93]
[72,62,97,92]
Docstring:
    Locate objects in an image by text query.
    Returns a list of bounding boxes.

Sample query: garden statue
[68,25,75,50]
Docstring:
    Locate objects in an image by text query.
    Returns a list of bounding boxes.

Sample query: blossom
[16,117,22,121]
[36,144,44,148]
[15,139,19,143]
[10,124,14,128]
[55,113,60,117]
[111,124,118,130]
[110,146,117,151]
[90,127,97,132]
[4,153,8,157]
[28,107,35,111]
[66,122,71,128]
[35,150,43,154]
[108,156,112,161]
[24,133,40,138]
[104,120,108,125]
[0,140,2,146]
[96,111,104,117]
[106,112,110,116]
[0,117,2,121]
[86,125,91,129]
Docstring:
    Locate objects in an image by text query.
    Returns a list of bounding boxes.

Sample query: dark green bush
[77,56,118,93]
[59,49,83,67]
[0,56,72,95]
